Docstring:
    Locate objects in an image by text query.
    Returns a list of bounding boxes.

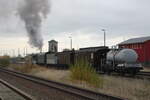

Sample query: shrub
[70,59,103,88]
[12,63,37,73]
[0,56,10,67]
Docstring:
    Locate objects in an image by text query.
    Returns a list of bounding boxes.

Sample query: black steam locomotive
[32,46,108,70]
[31,46,143,75]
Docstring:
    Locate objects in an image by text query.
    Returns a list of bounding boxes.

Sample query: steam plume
[18,0,50,50]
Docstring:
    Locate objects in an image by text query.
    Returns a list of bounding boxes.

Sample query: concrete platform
[0,83,25,100]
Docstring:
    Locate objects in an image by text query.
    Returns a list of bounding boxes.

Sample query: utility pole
[26,47,28,56]
[23,47,27,56]
[12,49,15,57]
[102,29,106,46]
[69,36,72,50]
[18,48,20,57]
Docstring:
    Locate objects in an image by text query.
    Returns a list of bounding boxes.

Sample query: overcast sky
[0,0,150,56]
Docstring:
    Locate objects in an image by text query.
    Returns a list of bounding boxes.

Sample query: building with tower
[48,40,58,53]
[118,36,150,67]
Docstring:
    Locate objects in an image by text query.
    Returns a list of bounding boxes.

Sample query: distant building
[48,40,58,53]
[118,36,150,66]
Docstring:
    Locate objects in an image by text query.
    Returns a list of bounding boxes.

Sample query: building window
[139,44,142,49]
[139,44,141,49]
[138,44,140,49]
[135,44,137,49]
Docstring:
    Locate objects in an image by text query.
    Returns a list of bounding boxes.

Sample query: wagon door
[94,51,107,72]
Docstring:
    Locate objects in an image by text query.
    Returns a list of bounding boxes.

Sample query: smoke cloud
[18,0,50,50]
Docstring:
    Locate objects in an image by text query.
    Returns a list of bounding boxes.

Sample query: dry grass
[100,76,150,100]
[31,68,70,82]
[8,63,39,73]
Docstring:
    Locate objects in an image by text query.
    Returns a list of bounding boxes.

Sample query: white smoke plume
[18,0,50,50]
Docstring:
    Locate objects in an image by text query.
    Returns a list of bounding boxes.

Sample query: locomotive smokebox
[40,47,43,53]
[107,49,138,63]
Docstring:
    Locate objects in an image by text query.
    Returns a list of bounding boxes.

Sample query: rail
[137,71,150,77]
[0,79,34,100]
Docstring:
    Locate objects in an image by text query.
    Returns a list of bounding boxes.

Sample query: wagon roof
[77,46,109,52]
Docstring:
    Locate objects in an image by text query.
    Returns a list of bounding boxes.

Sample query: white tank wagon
[106,49,143,75]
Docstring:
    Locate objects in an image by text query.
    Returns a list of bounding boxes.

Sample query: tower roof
[48,40,58,43]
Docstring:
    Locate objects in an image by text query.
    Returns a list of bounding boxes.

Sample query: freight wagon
[74,46,109,71]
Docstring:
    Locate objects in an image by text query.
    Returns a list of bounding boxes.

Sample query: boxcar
[46,53,57,64]
[36,53,46,65]
[74,46,109,71]
[56,50,74,68]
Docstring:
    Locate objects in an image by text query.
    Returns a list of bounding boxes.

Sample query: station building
[118,36,150,66]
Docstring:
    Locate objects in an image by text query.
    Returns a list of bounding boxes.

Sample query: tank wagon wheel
[107,71,112,75]
[129,70,137,76]
[102,66,111,75]
[119,71,125,76]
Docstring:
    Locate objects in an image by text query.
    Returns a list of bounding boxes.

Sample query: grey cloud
[0,0,19,19]
[43,0,150,38]
[0,0,150,44]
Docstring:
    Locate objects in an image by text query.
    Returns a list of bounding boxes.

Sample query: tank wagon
[106,49,143,74]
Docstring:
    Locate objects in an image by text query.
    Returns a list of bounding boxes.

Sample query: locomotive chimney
[40,48,42,53]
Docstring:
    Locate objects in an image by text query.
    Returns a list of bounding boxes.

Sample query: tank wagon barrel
[107,49,138,63]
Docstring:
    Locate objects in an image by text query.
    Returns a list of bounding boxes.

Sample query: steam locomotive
[31,46,143,75]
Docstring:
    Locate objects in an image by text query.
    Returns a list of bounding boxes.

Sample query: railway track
[0,67,127,100]
[98,71,150,80]
[0,79,34,100]
[137,71,150,78]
